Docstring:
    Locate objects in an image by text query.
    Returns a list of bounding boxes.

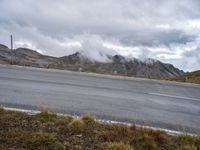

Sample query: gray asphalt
[0,65,200,133]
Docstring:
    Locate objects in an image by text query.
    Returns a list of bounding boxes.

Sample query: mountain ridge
[0,44,184,79]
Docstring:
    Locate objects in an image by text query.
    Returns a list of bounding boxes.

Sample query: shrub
[29,130,57,149]
[68,119,84,134]
[134,132,157,150]
[81,114,95,123]
[151,130,169,144]
[54,115,73,133]
[55,115,73,125]
[102,124,133,143]
[35,111,57,123]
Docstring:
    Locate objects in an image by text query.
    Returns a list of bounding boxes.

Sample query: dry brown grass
[0,108,200,150]
[169,70,200,84]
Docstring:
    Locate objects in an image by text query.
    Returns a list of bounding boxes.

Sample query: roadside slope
[0,108,200,150]
[169,70,200,84]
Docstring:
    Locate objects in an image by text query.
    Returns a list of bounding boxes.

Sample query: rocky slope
[0,44,184,79]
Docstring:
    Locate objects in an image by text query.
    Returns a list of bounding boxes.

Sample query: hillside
[0,44,184,79]
[169,70,200,84]
[56,53,184,79]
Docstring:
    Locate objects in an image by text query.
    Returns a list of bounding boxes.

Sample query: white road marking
[3,107,41,114]
[2,106,196,136]
[149,92,200,101]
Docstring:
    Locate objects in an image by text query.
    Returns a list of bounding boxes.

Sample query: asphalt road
[0,65,200,133]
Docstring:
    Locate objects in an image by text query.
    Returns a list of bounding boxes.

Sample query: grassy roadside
[0,108,200,150]
[168,70,200,84]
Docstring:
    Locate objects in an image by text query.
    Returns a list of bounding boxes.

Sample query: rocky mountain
[0,44,58,67]
[0,44,184,79]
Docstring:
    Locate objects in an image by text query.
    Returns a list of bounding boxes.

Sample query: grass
[0,108,200,150]
[169,70,200,84]
[105,142,133,150]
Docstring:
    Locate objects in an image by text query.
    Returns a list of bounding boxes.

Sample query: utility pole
[10,34,13,50]
[10,35,14,64]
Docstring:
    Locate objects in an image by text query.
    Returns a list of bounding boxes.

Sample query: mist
[0,0,200,71]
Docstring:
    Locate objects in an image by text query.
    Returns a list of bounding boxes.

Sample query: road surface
[0,65,200,133]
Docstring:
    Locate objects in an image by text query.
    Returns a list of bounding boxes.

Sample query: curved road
[0,65,200,133]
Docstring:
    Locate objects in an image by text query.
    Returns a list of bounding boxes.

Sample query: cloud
[0,0,200,71]
[77,34,117,62]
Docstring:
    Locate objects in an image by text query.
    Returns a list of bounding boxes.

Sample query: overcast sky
[0,0,200,71]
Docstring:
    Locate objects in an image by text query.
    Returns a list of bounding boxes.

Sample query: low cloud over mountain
[0,0,200,71]
[0,44,184,79]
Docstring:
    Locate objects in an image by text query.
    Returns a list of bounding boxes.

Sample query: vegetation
[0,108,200,150]
[169,70,200,84]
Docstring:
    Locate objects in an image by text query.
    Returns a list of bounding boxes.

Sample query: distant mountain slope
[54,53,184,78]
[0,44,184,79]
[169,70,200,84]
[0,44,58,67]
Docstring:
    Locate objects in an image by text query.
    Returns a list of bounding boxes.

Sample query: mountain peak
[0,44,9,51]
[0,45,184,79]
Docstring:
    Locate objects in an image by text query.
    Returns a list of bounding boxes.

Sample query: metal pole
[10,35,14,64]
[10,35,13,50]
